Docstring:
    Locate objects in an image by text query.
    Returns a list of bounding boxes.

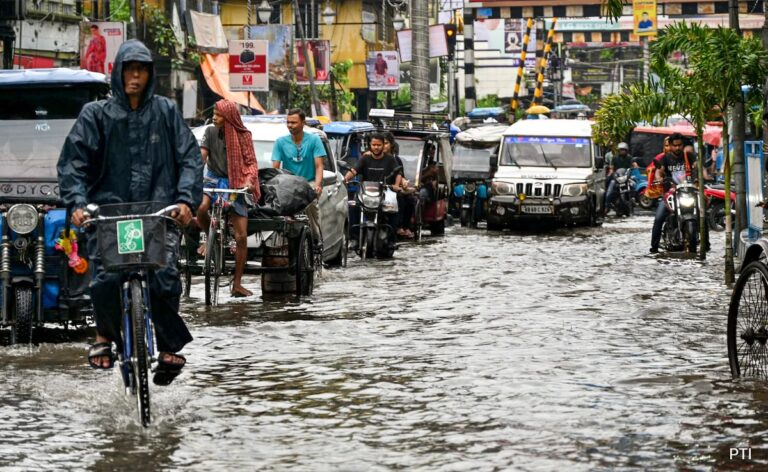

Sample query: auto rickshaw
[451,124,506,227]
[368,110,453,237]
[0,69,105,343]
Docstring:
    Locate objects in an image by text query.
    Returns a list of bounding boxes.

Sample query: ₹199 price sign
[229,40,269,92]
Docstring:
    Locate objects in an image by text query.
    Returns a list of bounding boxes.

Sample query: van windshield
[501,136,592,168]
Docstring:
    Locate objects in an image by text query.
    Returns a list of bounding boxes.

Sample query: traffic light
[444,24,457,60]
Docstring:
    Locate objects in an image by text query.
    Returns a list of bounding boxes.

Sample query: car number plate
[521,205,552,215]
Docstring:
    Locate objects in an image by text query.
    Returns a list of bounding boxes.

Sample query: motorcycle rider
[603,142,637,215]
[649,133,708,253]
[343,133,404,249]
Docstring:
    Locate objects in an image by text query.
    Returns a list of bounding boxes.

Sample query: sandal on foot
[153,352,186,386]
[231,287,253,298]
[87,342,115,370]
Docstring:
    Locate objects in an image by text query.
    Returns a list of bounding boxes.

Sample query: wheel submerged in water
[728,261,768,379]
[10,286,33,345]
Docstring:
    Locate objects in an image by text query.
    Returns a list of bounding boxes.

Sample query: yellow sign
[633,0,657,37]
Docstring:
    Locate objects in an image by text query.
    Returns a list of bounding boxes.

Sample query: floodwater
[1,215,766,471]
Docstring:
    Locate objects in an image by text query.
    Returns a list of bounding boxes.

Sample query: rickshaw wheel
[10,286,33,345]
[178,231,196,298]
[728,261,768,379]
[295,228,314,297]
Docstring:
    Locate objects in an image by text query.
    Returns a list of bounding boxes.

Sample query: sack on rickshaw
[257,168,316,217]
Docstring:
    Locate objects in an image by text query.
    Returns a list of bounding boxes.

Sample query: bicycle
[84,201,179,427]
[202,187,251,306]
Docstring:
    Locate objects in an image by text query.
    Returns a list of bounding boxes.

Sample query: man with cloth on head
[197,99,260,298]
[58,39,202,386]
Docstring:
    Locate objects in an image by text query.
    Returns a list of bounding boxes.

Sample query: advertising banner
[229,40,269,92]
[633,0,657,36]
[246,25,293,83]
[366,51,400,91]
[503,19,536,55]
[79,22,125,75]
[396,25,453,62]
[295,40,331,84]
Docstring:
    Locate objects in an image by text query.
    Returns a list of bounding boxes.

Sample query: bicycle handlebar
[203,187,251,194]
[82,204,180,226]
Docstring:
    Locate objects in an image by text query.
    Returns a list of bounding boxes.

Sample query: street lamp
[393,11,405,31]
[321,2,336,26]
[257,0,272,24]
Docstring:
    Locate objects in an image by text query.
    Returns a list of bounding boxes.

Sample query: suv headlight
[492,181,512,195]
[562,183,588,197]
[7,204,38,234]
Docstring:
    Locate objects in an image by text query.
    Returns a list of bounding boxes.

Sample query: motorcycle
[608,168,636,217]
[704,184,735,232]
[661,180,700,253]
[351,177,399,260]
[453,180,489,228]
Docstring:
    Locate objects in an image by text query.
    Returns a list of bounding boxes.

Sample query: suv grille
[514,182,561,198]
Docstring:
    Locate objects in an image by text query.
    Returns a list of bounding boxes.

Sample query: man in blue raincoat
[58,40,203,385]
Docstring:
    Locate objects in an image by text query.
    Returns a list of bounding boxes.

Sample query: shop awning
[200,53,267,113]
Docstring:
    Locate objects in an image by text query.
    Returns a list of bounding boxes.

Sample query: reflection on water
[1,216,765,469]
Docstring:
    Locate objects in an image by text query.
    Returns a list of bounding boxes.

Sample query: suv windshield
[0,86,106,180]
[501,136,591,168]
[453,143,494,175]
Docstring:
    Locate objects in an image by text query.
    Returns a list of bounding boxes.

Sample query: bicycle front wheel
[130,279,151,427]
[728,261,768,379]
[204,222,221,306]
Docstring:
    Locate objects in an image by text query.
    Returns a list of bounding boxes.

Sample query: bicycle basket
[96,202,170,271]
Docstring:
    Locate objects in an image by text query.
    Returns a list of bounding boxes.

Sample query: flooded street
[2,215,766,470]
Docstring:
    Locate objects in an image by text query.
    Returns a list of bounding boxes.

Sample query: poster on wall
[366,51,400,91]
[396,25,452,62]
[79,22,125,75]
[246,25,293,83]
[295,40,331,84]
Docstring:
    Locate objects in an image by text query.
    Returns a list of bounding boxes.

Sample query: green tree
[653,23,768,282]
[289,60,357,118]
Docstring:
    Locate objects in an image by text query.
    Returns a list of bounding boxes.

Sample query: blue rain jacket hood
[57,40,202,212]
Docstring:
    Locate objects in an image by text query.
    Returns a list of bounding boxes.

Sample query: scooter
[629,167,655,210]
[704,184,735,232]
[661,180,700,254]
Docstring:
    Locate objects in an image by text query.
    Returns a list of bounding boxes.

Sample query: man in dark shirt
[343,133,403,249]
[650,132,701,253]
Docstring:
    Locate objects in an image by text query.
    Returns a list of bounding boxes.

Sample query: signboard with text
[396,25,452,62]
[633,0,657,36]
[229,40,268,91]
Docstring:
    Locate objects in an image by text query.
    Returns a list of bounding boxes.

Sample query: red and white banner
[229,40,269,92]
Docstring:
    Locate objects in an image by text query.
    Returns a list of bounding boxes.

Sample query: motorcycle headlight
[562,183,588,197]
[465,182,477,193]
[493,181,512,195]
[616,176,627,184]
[362,195,380,208]
[679,194,696,208]
[6,204,38,235]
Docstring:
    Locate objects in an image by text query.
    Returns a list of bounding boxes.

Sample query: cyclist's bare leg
[196,195,212,255]
[231,213,252,297]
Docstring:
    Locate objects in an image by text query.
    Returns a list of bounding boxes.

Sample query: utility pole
[463,8,476,113]
[293,0,320,116]
[729,0,747,257]
[410,0,429,113]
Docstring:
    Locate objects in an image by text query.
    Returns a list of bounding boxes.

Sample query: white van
[487,119,605,228]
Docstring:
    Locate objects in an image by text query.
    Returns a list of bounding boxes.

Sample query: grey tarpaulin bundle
[252,168,315,217]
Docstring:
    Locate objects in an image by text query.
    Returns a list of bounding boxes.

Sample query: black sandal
[153,352,186,386]
[87,342,115,370]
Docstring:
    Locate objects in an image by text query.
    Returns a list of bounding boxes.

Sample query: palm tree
[651,22,768,282]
